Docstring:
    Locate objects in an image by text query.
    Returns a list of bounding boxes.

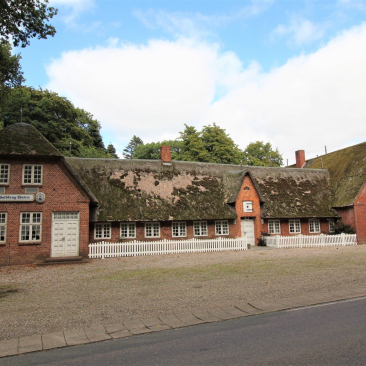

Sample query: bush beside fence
[265,233,357,249]
[89,237,248,259]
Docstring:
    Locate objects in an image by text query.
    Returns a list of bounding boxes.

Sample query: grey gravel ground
[0,245,365,341]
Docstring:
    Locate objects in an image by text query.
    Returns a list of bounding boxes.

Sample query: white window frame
[20,212,42,242]
[268,220,281,234]
[145,222,160,238]
[0,213,7,243]
[94,223,111,239]
[172,222,187,237]
[0,164,10,185]
[22,164,43,185]
[329,220,335,233]
[309,219,320,233]
[215,220,229,235]
[289,219,301,234]
[243,201,253,213]
[120,222,136,238]
[194,221,208,237]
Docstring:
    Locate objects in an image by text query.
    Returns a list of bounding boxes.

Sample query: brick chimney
[295,150,305,168]
[160,145,171,163]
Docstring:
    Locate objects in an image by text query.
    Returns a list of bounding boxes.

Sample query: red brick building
[0,123,97,265]
[1,123,355,266]
[300,142,366,244]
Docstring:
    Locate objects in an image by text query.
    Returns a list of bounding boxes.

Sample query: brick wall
[354,182,366,244]
[89,219,237,243]
[263,218,333,236]
[232,174,262,245]
[0,157,90,265]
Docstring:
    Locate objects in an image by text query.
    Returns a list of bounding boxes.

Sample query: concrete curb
[1,286,366,358]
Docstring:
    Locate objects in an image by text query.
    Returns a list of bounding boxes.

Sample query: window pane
[32,225,41,240]
[21,213,30,223]
[33,166,42,184]
[23,166,32,184]
[0,165,9,184]
[21,225,30,241]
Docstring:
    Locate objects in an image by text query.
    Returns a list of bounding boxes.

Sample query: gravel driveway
[1,245,366,341]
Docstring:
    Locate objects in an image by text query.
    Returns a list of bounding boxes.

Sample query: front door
[51,212,80,257]
[241,219,255,246]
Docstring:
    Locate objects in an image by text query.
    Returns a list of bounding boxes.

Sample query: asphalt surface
[2,297,366,366]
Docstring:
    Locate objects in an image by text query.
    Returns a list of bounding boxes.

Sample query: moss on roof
[0,123,62,156]
[224,167,336,218]
[66,158,237,221]
[303,141,366,207]
[67,157,336,221]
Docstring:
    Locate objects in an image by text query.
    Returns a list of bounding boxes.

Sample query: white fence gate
[89,237,248,259]
[265,233,357,249]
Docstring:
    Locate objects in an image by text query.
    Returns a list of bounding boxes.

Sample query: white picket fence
[265,233,357,249]
[89,237,248,259]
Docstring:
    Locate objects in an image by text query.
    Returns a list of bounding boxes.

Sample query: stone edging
[1,287,366,358]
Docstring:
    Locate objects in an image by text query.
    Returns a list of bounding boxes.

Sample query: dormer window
[0,164,9,185]
[23,165,42,185]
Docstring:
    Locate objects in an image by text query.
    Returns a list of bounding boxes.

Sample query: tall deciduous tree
[201,123,242,164]
[123,135,143,159]
[243,141,283,167]
[179,124,210,162]
[0,0,57,48]
[0,86,110,157]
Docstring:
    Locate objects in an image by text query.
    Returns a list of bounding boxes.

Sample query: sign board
[0,194,34,202]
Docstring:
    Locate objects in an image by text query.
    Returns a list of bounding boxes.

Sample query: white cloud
[272,16,326,46]
[49,0,96,26]
[46,23,366,163]
[133,0,274,39]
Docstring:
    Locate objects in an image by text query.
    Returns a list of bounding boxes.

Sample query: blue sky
[16,0,366,164]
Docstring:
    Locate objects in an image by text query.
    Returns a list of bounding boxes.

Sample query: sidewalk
[1,286,366,358]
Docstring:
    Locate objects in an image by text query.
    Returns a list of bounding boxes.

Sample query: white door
[241,219,255,245]
[51,212,80,257]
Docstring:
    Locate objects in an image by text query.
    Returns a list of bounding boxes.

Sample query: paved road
[2,297,366,366]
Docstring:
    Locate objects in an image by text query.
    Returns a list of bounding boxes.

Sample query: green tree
[106,143,118,159]
[201,123,242,164]
[243,141,283,167]
[134,142,161,160]
[0,41,24,126]
[0,86,109,157]
[133,140,183,160]
[179,124,210,162]
[0,0,57,48]
[123,135,143,159]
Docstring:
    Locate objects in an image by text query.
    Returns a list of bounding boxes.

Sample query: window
[243,201,253,212]
[172,222,186,237]
[0,213,7,243]
[95,223,111,239]
[53,212,79,220]
[194,221,208,236]
[23,165,42,185]
[20,213,42,242]
[0,164,9,184]
[215,220,229,235]
[145,222,160,238]
[120,223,136,238]
[289,219,301,234]
[268,220,281,234]
[329,220,335,233]
[309,219,320,233]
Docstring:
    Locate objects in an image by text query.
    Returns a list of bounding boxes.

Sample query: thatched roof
[0,123,62,156]
[67,158,336,221]
[303,141,366,207]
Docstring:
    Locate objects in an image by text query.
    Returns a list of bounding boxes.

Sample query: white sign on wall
[0,194,35,202]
